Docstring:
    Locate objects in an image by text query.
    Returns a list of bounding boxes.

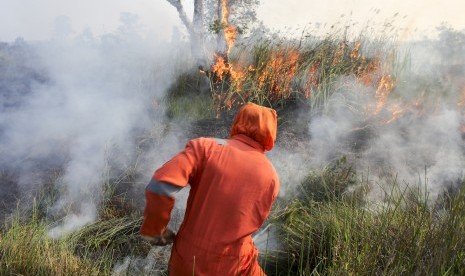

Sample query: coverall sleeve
[261,177,280,225]
[140,139,203,237]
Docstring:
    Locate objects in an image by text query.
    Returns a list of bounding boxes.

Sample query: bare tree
[166,0,204,61]
[165,0,259,63]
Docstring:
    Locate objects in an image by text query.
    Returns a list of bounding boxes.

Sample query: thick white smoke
[269,29,465,207]
[269,33,465,203]
[0,13,191,237]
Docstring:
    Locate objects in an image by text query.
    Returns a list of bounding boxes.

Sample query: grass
[268,165,465,275]
[4,167,465,275]
[0,146,162,275]
[164,69,212,120]
[0,204,105,275]
[0,198,157,275]
[166,31,396,118]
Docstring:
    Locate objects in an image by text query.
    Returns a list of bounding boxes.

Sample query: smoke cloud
[268,30,465,204]
[0,13,190,236]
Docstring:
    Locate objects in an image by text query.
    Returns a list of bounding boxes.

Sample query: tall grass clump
[0,152,154,275]
[0,204,104,275]
[207,33,395,117]
[0,207,148,275]
[164,69,212,121]
[271,165,465,275]
[164,31,397,119]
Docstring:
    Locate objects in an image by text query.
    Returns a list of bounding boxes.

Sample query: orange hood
[230,103,277,151]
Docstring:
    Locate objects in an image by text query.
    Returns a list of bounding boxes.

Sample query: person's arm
[140,139,204,245]
[140,179,182,245]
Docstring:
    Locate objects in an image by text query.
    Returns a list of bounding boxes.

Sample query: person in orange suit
[140,102,280,275]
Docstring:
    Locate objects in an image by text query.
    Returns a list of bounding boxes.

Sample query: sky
[0,0,179,41]
[259,0,465,40]
[1,0,465,42]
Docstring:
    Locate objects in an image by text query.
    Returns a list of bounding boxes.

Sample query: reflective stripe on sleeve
[215,138,227,145]
[146,179,182,197]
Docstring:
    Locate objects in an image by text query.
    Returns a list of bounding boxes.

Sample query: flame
[221,0,236,56]
[220,0,229,25]
[211,54,246,88]
[381,96,424,125]
[211,0,242,83]
[374,75,394,114]
[224,25,237,55]
[256,48,300,100]
[332,42,347,65]
[304,61,321,98]
[230,65,246,91]
[358,70,409,125]
[212,55,228,80]
[350,42,362,60]
[382,102,410,125]
[347,46,403,124]
[208,32,434,125]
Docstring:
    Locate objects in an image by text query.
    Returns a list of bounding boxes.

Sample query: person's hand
[141,228,176,246]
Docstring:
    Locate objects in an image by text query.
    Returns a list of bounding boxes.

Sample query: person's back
[141,103,280,275]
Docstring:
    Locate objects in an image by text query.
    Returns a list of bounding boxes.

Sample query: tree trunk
[166,0,193,34]
[192,0,205,65]
[166,0,205,65]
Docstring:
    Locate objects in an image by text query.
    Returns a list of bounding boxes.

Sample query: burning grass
[167,21,409,123]
[204,35,394,118]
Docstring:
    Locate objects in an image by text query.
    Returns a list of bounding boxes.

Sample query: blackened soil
[188,101,312,150]
[0,170,19,224]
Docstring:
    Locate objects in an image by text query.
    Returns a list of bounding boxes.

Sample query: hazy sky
[0,0,179,41]
[259,0,465,39]
[1,0,465,41]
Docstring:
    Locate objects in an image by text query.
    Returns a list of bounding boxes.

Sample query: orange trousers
[168,235,265,276]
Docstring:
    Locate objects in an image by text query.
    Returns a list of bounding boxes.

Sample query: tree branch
[166,0,193,34]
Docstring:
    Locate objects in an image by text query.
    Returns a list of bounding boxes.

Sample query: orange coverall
[140,103,280,275]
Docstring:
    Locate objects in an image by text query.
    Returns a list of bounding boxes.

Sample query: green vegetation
[0,198,151,275]
[268,162,465,275]
[165,70,212,120]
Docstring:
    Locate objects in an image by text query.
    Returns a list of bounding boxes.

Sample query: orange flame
[381,97,422,125]
[211,0,241,84]
[212,55,228,80]
[332,42,347,66]
[211,54,246,87]
[221,0,236,56]
[304,61,321,98]
[350,42,362,60]
[382,103,407,125]
[256,48,300,99]
[374,75,394,114]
